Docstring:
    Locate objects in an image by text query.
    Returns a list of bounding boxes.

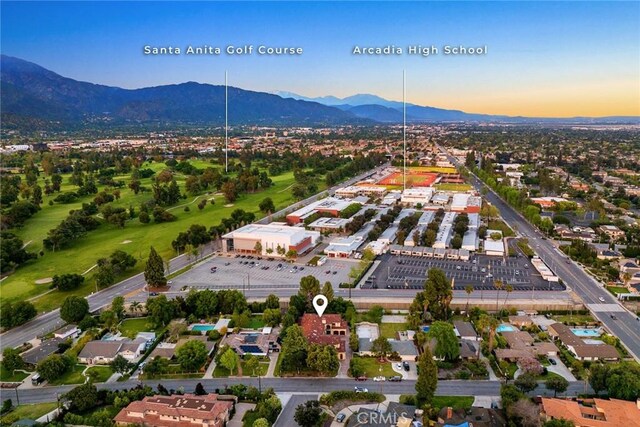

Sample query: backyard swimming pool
[496,324,516,333]
[571,328,602,337]
[191,324,215,332]
[422,326,431,333]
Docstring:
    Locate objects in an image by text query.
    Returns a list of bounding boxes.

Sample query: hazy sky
[2,1,639,117]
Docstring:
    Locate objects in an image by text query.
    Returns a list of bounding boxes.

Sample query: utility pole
[225,70,228,173]
[403,69,407,191]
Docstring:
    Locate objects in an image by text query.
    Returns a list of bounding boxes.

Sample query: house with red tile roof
[114,394,233,427]
[300,313,348,360]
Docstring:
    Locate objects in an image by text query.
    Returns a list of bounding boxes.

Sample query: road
[11,378,590,405]
[0,164,389,352]
[441,146,640,361]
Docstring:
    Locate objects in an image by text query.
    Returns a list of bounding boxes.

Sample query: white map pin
[312,294,328,317]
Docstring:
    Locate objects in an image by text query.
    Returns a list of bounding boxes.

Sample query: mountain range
[1,55,638,131]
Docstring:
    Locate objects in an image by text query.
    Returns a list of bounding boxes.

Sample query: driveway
[228,402,256,427]
[547,356,577,381]
[274,394,319,427]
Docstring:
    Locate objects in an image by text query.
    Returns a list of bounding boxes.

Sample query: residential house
[540,398,640,427]
[22,339,63,366]
[547,323,619,361]
[453,320,479,341]
[114,394,234,427]
[300,314,348,360]
[599,225,625,241]
[53,325,80,340]
[437,406,506,427]
[78,339,146,365]
[508,316,533,329]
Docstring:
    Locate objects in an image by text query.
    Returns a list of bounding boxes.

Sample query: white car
[396,363,402,369]
[598,297,605,302]
[373,376,386,382]
[354,387,368,393]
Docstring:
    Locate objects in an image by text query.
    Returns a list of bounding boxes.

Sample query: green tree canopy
[176,340,209,372]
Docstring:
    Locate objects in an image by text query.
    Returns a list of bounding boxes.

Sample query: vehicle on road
[373,376,385,382]
[336,413,345,423]
[388,376,402,382]
[599,297,605,302]
[611,315,617,320]
[355,376,367,381]
[354,387,368,393]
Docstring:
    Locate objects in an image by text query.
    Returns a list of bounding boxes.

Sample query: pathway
[265,354,278,378]
[203,360,217,379]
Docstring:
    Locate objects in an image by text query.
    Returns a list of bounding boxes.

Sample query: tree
[258,395,282,423]
[294,400,322,427]
[0,301,37,329]
[100,310,118,331]
[589,364,609,395]
[464,285,473,315]
[265,294,280,309]
[194,382,207,396]
[321,281,334,302]
[545,376,569,397]
[94,258,115,289]
[144,246,167,287]
[298,275,321,309]
[477,314,499,353]
[37,354,70,382]
[280,324,309,373]
[2,348,24,372]
[65,382,99,412]
[422,269,453,320]
[109,250,137,273]
[508,398,541,427]
[60,296,89,323]
[291,184,307,200]
[244,355,261,377]
[263,308,282,327]
[604,362,640,401]
[176,340,208,372]
[221,181,238,203]
[219,347,239,375]
[514,372,538,393]
[52,274,85,291]
[416,346,437,405]
[110,355,133,375]
[253,418,270,427]
[259,197,275,214]
[371,336,392,360]
[254,241,263,255]
[306,344,339,375]
[143,356,169,378]
[428,321,460,361]
[111,296,125,320]
[349,358,365,378]
[146,295,176,327]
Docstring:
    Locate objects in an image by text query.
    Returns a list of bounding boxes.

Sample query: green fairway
[4,163,320,312]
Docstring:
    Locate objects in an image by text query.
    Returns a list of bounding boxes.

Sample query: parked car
[354,387,368,393]
[402,361,410,371]
[388,376,402,382]
[549,358,557,366]
[373,376,386,382]
[336,413,346,423]
[355,376,367,381]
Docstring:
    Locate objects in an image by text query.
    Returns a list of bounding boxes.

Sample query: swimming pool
[422,326,430,333]
[191,324,215,332]
[496,324,516,333]
[571,328,602,337]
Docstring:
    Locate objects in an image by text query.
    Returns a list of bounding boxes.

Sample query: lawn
[118,317,156,339]
[607,286,630,295]
[142,363,204,380]
[351,356,397,378]
[435,183,472,192]
[241,360,270,377]
[488,220,515,237]
[5,164,321,312]
[432,396,474,410]
[552,314,595,325]
[0,402,58,423]
[379,323,406,339]
[0,365,30,382]
[242,410,262,427]
[48,364,86,385]
[247,316,265,330]
[85,366,114,383]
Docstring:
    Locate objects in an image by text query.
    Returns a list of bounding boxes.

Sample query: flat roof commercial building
[400,187,434,206]
[484,229,505,256]
[222,223,320,257]
[286,197,360,224]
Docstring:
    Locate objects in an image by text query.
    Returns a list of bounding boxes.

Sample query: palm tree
[465,285,474,316]
[130,301,142,314]
[478,314,499,353]
[503,284,513,312]
[494,279,503,314]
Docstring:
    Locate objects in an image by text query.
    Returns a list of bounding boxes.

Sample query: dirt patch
[35,277,53,284]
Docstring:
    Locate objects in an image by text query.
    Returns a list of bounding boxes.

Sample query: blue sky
[2,1,639,116]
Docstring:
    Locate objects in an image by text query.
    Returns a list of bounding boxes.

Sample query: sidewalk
[265,354,278,378]
[203,360,217,379]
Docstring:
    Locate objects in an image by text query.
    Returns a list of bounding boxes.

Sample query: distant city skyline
[1,1,639,117]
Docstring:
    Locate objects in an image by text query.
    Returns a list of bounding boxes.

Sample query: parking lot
[363,253,564,291]
[169,253,353,292]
